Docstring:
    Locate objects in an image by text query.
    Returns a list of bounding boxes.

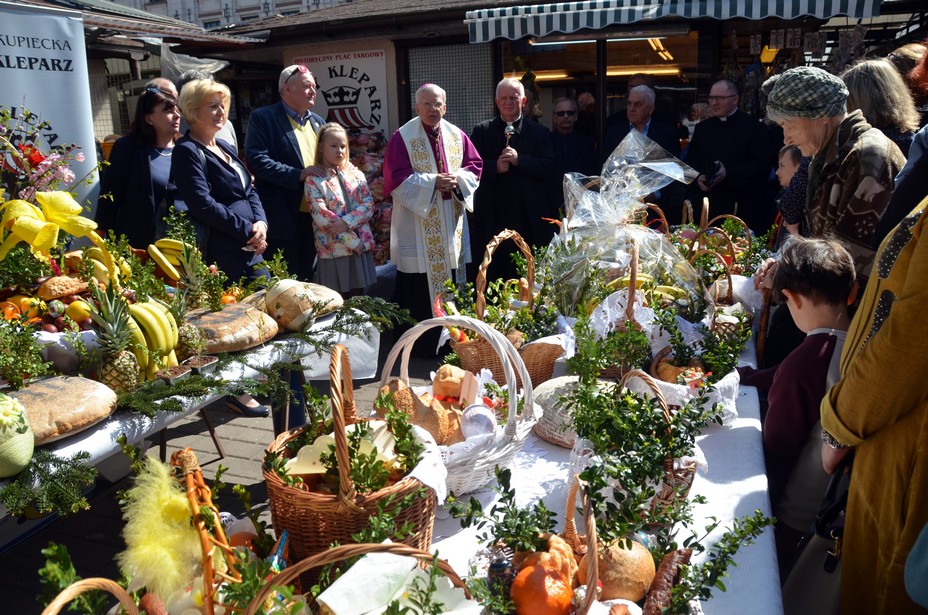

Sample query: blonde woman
[842,58,921,157]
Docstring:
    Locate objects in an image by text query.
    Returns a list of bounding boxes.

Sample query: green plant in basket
[566,312,651,381]
[652,307,751,386]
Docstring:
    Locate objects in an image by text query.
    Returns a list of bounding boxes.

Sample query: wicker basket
[381,315,538,495]
[562,478,601,614]
[264,345,437,572]
[244,543,471,615]
[41,578,140,615]
[570,369,697,518]
[450,229,563,389]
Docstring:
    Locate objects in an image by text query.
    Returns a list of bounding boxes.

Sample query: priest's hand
[436,173,458,192]
[496,156,511,173]
[501,146,519,166]
[708,161,727,188]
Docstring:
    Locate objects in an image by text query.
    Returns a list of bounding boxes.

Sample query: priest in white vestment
[383,83,483,354]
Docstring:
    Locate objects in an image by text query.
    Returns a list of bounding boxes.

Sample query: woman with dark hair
[95,86,180,247]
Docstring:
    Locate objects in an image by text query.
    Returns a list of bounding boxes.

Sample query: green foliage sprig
[38,542,110,614]
[216,554,303,614]
[0,317,52,389]
[567,312,651,383]
[449,466,556,553]
[384,553,447,615]
[464,567,515,615]
[0,244,53,289]
[0,449,97,516]
[669,510,775,612]
[103,231,168,303]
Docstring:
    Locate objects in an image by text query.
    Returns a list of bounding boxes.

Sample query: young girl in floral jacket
[305,123,377,296]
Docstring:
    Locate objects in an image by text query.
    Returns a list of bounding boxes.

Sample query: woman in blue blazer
[95,86,180,247]
[173,79,269,282]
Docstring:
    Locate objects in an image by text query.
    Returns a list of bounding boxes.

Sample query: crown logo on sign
[322,84,362,107]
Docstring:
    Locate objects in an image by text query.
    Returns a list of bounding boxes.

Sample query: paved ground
[0,332,439,613]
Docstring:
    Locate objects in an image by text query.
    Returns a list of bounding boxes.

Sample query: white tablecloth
[430,384,782,615]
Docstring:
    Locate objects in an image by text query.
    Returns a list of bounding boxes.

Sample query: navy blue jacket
[244,102,325,242]
[171,135,267,281]
[95,136,162,248]
[603,119,681,164]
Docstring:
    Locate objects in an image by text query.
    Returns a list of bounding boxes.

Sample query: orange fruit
[0,301,21,321]
[220,295,237,305]
[510,564,573,615]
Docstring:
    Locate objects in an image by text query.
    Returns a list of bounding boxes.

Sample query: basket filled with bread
[263,344,444,578]
[376,315,538,495]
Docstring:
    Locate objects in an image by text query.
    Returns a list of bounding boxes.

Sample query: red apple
[41,323,58,333]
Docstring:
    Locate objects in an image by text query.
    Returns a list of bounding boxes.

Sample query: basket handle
[620,240,639,326]
[475,229,535,320]
[706,214,752,253]
[379,316,533,435]
[40,578,140,615]
[756,288,772,368]
[688,248,734,305]
[620,369,672,425]
[687,226,736,263]
[561,479,600,614]
[329,344,363,510]
[644,203,671,238]
[700,197,709,229]
[244,543,472,614]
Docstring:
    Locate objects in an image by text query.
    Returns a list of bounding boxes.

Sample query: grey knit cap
[764,66,848,120]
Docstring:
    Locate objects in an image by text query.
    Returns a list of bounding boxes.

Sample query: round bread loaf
[433,364,467,398]
[185,302,279,353]
[9,376,117,444]
[263,279,343,331]
[579,538,656,602]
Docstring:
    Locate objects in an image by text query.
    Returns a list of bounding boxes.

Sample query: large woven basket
[450,229,563,389]
[381,315,538,495]
[264,345,437,572]
[244,543,471,615]
[570,369,697,519]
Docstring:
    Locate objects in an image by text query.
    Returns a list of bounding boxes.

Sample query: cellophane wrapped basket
[380,316,539,495]
[264,345,437,575]
[450,229,563,389]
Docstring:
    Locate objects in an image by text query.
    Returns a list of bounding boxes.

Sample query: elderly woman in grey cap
[762,66,906,289]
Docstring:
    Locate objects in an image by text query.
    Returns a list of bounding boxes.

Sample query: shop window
[407,43,494,134]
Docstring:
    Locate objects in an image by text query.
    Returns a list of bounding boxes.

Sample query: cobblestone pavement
[0,333,439,613]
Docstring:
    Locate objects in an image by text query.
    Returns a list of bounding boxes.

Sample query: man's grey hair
[629,85,656,107]
[496,77,524,98]
[416,83,447,104]
[551,97,578,113]
[177,70,212,93]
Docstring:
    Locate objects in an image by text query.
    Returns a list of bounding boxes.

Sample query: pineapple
[170,287,205,362]
[88,282,140,394]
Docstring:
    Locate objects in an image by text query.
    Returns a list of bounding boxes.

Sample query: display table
[430,384,782,615]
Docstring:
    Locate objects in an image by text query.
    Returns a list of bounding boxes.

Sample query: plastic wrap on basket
[378,316,539,495]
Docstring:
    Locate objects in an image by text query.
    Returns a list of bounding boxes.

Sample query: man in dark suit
[470,77,557,282]
[245,64,325,280]
[684,79,774,233]
[603,85,685,222]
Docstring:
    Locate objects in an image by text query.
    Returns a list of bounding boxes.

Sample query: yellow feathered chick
[117,454,202,600]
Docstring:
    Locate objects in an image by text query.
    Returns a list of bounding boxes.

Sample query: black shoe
[226,396,270,417]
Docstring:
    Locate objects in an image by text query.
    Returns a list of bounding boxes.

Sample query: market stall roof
[18,0,263,46]
[464,0,884,43]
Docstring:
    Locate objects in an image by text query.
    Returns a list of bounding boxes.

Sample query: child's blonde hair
[315,122,348,167]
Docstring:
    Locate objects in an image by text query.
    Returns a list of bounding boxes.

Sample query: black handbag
[781,451,854,615]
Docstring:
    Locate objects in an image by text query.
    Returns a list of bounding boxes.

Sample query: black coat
[684,110,774,232]
[603,119,681,164]
[470,116,556,281]
[94,136,162,248]
[171,136,268,281]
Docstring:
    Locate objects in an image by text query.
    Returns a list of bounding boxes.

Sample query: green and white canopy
[465,0,882,43]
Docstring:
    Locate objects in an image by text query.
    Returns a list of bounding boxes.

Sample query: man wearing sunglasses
[246,64,326,280]
[684,79,775,233]
[549,97,596,211]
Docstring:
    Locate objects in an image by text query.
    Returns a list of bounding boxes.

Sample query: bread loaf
[376,379,464,445]
[263,279,343,331]
[10,376,117,444]
[185,303,278,353]
[37,275,89,301]
[433,364,467,398]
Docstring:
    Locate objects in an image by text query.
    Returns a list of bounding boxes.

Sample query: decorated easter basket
[450,229,563,389]
[244,543,471,615]
[264,345,438,574]
[570,370,699,520]
[381,315,539,495]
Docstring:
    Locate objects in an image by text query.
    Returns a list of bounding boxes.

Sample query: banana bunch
[85,246,132,285]
[128,299,180,380]
[148,239,197,282]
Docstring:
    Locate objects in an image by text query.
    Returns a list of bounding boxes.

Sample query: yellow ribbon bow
[0,191,116,280]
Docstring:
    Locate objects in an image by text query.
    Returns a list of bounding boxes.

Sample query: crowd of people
[93,40,928,613]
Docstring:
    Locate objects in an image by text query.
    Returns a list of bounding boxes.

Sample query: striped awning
[465,0,882,43]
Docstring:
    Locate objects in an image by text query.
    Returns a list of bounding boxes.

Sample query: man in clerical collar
[470,77,556,282]
[382,83,483,357]
[245,64,326,281]
[684,79,776,233]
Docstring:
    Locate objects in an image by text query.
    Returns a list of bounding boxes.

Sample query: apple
[41,323,58,334]
[78,318,93,331]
